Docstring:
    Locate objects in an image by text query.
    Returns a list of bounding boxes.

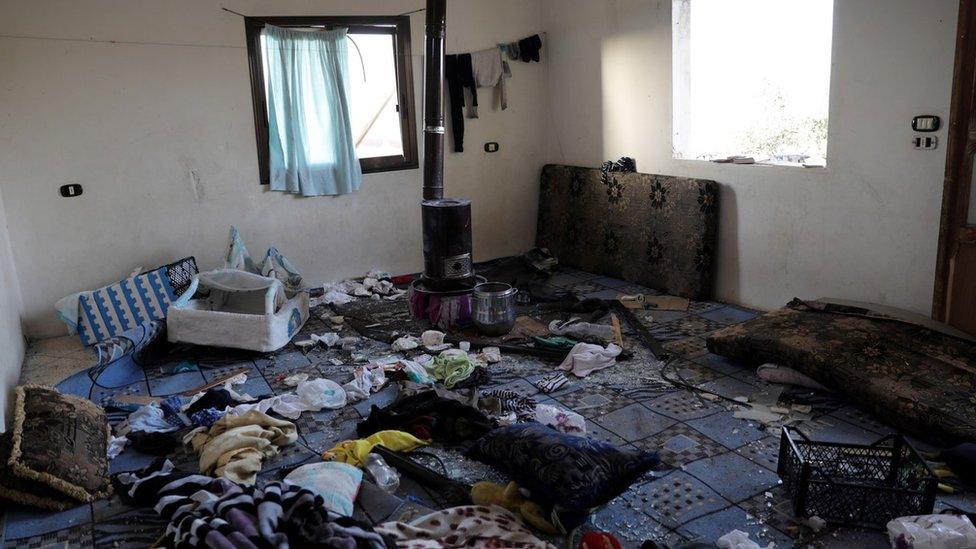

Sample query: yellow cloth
[323,430,427,467]
[187,410,298,485]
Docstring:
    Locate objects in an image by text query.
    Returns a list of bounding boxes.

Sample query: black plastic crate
[777,426,937,529]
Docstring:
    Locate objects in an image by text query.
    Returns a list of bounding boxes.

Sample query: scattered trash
[887,514,976,549]
[548,318,615,344]
[282,373,309,387]
[391,335,421,352]
[479,346,502,363]
[556,342,623,377]
[804,515,827,533]
[716,529,768,549]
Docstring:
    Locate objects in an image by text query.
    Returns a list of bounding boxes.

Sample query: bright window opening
[672,0,834,166]
[347,32,404,159]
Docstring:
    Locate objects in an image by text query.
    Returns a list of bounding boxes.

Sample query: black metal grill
[777,426,937,529]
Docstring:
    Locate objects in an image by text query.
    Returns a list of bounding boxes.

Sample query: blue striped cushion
[77,267,178,346]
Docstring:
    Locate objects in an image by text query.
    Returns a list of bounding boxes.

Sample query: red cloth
[580,532,622,549]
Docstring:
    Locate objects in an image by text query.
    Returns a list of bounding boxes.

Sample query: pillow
[78,266,180,346]
[466,423,658,511]
[8,386,112,503]
[0,432,78,511]
[284,462,362,516]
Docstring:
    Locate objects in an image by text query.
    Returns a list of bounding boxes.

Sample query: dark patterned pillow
[466,423,658,510]
[8,386,112,503]
[0,432,78,510]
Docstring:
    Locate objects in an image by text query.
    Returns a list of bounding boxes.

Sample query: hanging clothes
[445,53,477,152]
[469,48,509,117]
[262,25,362,196]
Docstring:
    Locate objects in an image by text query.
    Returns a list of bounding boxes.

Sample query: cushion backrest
[537,164,719,299]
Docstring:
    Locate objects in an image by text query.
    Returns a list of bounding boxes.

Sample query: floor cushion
[706,299,976,444]
[0,432,78,511]
[466,423,659,513]
[8,386,112,502]
[536,164,719,299]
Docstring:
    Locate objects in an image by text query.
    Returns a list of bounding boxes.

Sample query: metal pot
[472,282,518,336]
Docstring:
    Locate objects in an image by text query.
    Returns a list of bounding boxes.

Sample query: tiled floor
[5,266,975,548]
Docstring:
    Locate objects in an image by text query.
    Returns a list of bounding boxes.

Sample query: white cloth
[227,378,346,419]
[118,403,178,436]
[107,435,129,459]
[887,514,976,549]
[421,330,445,347]
[534,404,585,436]
[469,48,508,116]
[391,336,421,352]
[716,530,762,549]
[556,342,622,377]
[343,362,388,403]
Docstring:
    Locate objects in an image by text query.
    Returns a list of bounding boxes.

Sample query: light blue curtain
[262,25,363,197]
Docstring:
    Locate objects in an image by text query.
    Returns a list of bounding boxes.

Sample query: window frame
[670,0,833,168]
[244,15,419,183]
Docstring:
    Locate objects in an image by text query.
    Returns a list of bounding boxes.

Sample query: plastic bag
[888,514,976,549]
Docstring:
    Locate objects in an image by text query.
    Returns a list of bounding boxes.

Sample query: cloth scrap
[185,410,298,485]
[357,390,493,443]
[426,349,475,389]
[376,505,556,549]
[115,459,394,549]
[534,404,585,436]
[323,430,428,467]
[556,342,623,377]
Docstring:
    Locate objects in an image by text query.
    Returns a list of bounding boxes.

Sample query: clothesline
[445,31,547,57]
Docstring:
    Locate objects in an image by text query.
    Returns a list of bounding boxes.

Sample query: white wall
[0,185,26,426]
[542,0,957,315]
[0,0,547,337]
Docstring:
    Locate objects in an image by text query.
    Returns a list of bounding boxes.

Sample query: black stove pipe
[422,0,446,201]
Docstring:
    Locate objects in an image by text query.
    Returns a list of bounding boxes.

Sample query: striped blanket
[115,460,395,548]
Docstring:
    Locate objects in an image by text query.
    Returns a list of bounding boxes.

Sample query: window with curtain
[245,16,418,196]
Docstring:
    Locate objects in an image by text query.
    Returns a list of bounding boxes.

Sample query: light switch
[912,115,941,132]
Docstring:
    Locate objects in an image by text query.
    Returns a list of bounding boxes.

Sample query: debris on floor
[6,263,976,549]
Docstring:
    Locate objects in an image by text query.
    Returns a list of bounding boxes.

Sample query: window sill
[672,157,827,170]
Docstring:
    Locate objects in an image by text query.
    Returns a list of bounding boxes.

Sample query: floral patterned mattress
[536,164,719,300]
[707,299,976,444]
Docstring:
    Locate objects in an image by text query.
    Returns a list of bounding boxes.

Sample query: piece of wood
[610,313,624,347]
[180,368,250,396]
[644,295,690,311]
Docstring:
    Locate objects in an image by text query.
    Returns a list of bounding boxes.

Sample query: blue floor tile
[623,471,730,528]
[146,369,206,396]
[678,505,793,548]
[582,289,624,300]
[590,496,673,544]
[109,447,158,474]
[584,419,627,446]
[682,452,780,503]
[593,403,676,441]
[3,503,92,540]
[592,276,632,289]
[698,306,759,325]
[686,411,768,449]
[646,391,722,421]
[693,353,752,376]
[794,415,886,446]
[695,376,760,400]
[353,383,400,417]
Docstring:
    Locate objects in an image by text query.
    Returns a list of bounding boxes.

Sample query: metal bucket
[472,282,518,336]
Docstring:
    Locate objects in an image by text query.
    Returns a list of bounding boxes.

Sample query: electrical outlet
[59,183,83,197]
[912,135,938,150]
